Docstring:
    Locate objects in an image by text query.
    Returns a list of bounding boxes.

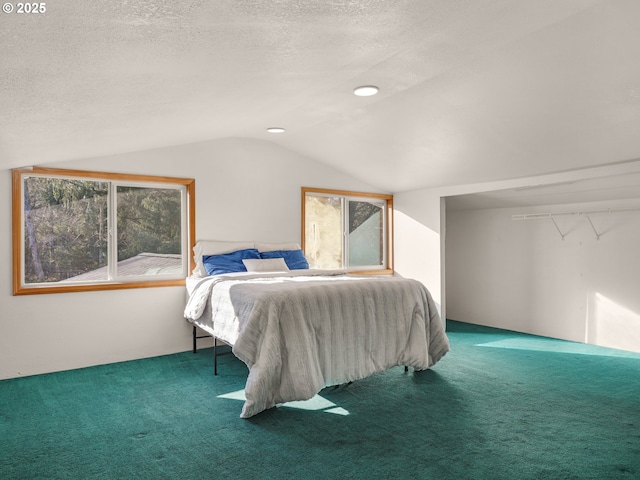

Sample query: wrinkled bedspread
[186,274,449,418]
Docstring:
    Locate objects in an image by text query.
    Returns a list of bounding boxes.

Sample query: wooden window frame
[12,166,196,295]
[301,187,394,275]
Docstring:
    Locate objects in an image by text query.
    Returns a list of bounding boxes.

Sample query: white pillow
[242,258,290,272]
[255,242,300,252]
[192,240,255,276]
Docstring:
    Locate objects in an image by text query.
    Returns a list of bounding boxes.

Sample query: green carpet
[1,321,639,479]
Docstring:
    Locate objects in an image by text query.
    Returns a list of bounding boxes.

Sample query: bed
[184,240,450,418]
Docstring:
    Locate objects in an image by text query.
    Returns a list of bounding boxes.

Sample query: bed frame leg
[192,325,219,375]
[214,337,218,375]
[192,326,197,353]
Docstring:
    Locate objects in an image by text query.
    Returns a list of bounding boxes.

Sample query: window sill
[348,269,394,276]
[13,279,186,296]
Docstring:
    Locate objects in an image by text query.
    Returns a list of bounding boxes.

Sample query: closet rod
[512,207,640,221]
[512,206,640,240]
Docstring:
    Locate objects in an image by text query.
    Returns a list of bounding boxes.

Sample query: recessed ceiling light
[267,127,286,133]
[353,85,379,97]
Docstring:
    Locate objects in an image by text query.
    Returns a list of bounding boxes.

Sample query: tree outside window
[13,167,195,295]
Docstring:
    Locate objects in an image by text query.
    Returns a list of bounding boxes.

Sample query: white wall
[0,138,381,380]
[394,161,640,353]
[394,189,444,314]
[445,199,640,352]
[7,138,639,379]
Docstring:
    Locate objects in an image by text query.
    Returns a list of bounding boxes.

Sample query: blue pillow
[260,249,309,270]
[202,248,260,276]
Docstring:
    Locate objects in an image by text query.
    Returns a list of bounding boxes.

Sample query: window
[302,187,393,274]
[12,167,195,295]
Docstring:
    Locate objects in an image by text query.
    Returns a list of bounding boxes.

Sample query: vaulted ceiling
[2,0,640,195]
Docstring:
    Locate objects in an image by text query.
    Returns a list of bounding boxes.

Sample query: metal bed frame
[192,325,230,375]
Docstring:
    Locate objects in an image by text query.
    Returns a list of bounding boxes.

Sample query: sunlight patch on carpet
[476,338,640,359]
[217,389,350,415]
[217,389,247,401]
[280,394,336,411]
[324,407,350,416]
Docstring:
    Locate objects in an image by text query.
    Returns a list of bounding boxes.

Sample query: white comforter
[185,272,449,418]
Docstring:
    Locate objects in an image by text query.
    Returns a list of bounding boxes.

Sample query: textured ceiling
[2,0,640,194]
